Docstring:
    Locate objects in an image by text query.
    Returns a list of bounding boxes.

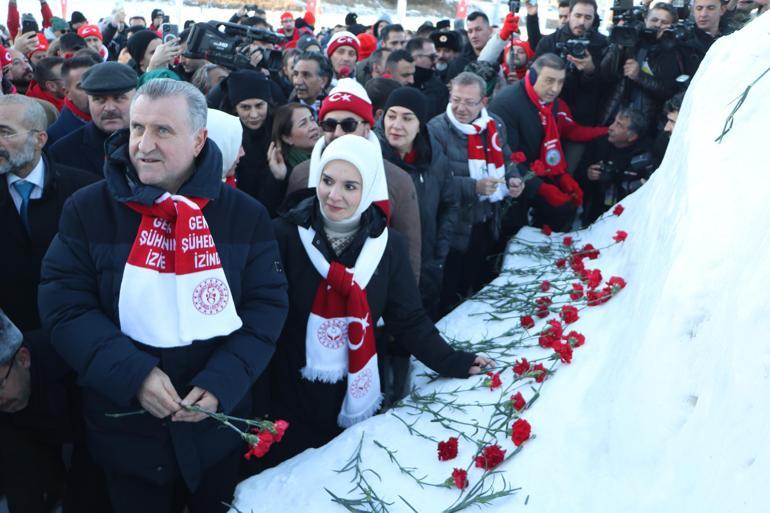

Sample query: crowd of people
[0,0,765,511]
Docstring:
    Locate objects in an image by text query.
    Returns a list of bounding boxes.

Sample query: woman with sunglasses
[375,87,458,319]
[261,135,492,466]
[222,69,284,217]
[266,103,321,186]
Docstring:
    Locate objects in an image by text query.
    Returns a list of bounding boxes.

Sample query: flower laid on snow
[563,236,573,247]
[532,363,548,383]
[540,280,551,292]
[511,392,526,411]
[541,224,553,236]
[520,315,535,329]
[569,282,585,300]
[582,268,603,289]
[511,419,532,447]
[484,371,502,391]
[613,204,625,216]
[565,330,585,347]
[474,444,506,470]
[570,254,586,273]
[450,468,469,489]
[437,437,459,461]
[560,305,580,324]
[555,258,566,269]
[613,230,628,242]
[552,340,573,364]
[580,243,600,260]
[535,296,552,318]
[608,276,627,292]
[586,287,612,306]
[513,358,530,376]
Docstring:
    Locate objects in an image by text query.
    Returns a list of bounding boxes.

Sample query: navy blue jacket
[45,106,87,149]
[38,130,289,490]
[48,121,109,177]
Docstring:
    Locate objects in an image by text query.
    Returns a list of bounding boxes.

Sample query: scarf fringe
[337,393,384,428]
[300,366,347,384]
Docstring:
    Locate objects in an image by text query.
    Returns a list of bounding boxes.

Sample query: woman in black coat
[261,134,491,466]
[375,87,459,316]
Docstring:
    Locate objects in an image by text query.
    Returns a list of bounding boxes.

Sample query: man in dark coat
[38,79,289,513]
[406,37,449,119]
[46,54,101,147]
[49,62,137,176]
[535,0,609,126]
[446,11,494,81]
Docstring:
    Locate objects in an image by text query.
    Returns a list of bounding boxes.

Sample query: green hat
[51,17,69,32]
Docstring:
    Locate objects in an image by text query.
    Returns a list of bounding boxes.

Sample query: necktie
[13,180,35,234]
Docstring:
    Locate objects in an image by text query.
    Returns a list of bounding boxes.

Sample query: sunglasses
[319,117,360,133]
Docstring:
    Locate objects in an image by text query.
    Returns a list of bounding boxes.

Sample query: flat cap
[81,62,138,96]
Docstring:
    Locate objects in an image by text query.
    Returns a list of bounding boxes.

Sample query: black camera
[245,4,259,11]
[556,38,590,59]
[609,5,656,48]
[659,20,695,49]
[186,21,285,72]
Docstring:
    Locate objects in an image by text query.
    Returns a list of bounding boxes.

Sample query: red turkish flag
[60,0,67,19]
[455,0,468,19]
[306,0,318,15]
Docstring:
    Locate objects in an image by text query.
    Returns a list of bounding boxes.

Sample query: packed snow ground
[230,12,770,513]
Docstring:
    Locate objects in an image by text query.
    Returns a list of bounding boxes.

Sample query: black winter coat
[375,127,459,304]
[535,26,609,125]
[38,131,289,490]
[413,67,450,120]
[0,155,97,334]
[263,192,476,462]
[45,106,87,149]
[236,120,286,218]
[48,122,110,177]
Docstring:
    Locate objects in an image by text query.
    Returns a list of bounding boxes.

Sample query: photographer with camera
[678,0,732,75]
[535,0,608,127]
[599,3,683,130]
[576,107,652,224]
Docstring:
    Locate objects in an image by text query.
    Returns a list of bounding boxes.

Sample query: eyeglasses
[319,117,360,133]
[0,346,20,390]
[0,128,40,140]
[449,96,483,108]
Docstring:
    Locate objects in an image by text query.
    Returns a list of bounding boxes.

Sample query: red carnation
[539,331,557,349]
[243,429,275,460]
[565,330,585,347]
[511,418,532,447]
[556,258,566,269]
[451,468,469,489]
[513,358,530,376]
[532,363,548,383]
[273,419,289,442]
[474,444,506,470]
[581,243,600,260]
[563,236,573,247]
[541,224,553,236]
[570,255,586,273]
[535,297,552,318]
[437,437,459,461]
[484,371,502,391]
[569,282,584,300]
[586,287,612,306]
[613,204,625,216]
[511,392,526,411]
[540,280,551,292]
[613,230,628,242]
[531,160,547,176]
[608,276,627,292]
[520,315,535,329]
[553,340,573,363]
[583,269,603,290]
[560,305,579,324]
[511,151,527,164]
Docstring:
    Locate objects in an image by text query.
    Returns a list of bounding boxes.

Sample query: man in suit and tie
[49,61,137,177]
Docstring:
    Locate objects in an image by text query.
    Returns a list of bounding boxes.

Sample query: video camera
[609,3,657,48]
[185,21,285,72]
[659,20,696,49]
[599,153,655,199]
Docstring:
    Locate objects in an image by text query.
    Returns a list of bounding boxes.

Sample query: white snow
[228,11,770,513]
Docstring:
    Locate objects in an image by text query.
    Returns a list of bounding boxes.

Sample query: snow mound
[231,13,770,513]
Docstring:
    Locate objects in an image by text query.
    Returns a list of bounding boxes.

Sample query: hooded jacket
[38,130,288,490]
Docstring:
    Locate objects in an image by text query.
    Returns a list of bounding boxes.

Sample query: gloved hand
[558,173,583,206]
[537,183,572,207]
[499,12,520,40]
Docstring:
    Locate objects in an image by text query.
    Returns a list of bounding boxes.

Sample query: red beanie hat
[318,78,375,126]
[356,33,377,60]
[303,11,316,27]
[280,11,294,22]
[77,24,103,42]
[326,31,360,59]
[0,45,12,68]
[28,33,49,58]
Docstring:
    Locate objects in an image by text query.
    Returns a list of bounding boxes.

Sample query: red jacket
[8,1,52,40]
[26,80,64,111]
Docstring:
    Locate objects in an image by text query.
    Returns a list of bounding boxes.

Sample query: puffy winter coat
[38,131,289,490]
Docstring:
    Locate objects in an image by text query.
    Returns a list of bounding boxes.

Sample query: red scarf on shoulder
[523,70,566,177]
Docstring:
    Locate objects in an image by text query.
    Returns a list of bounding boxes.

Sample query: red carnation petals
[511,418,531,446]
[474,444,506,470]
[451,468,469,489]
[520,315,535,329]
[613,230,628,242]
[511,392,526,411]
[560,305,579,324]
[613,204,625,216]
[437,437,459,461]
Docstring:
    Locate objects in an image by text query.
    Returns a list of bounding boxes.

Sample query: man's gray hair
[617,107,648,137]
[0,95,47,132]
[450,71,486,98]
[132,79,208,133]
[0,310,22,367]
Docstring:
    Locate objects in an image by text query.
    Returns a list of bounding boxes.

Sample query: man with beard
[25,56,66,111]
[406,37,449,119]
[46,54,101,146]
[430,30,461,82]
[5,47,33,94]
[49,62,137,176]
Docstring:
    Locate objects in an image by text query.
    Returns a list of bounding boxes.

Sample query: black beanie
[70,11,87,25]
[226,70,273,107]
[383,87,429,126]
[126,29,160,66]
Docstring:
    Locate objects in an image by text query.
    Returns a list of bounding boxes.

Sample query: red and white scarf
[118,193,242,347]
[523,69,567,177]
[298,224,388,427]
[445,104,507,202]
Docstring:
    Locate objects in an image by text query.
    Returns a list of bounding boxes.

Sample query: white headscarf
[205,108,243,178]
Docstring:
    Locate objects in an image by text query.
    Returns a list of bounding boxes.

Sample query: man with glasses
[25,56,66,111]
[406,37,449,119]
[286,78,422,282]
[428,71,526,313]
